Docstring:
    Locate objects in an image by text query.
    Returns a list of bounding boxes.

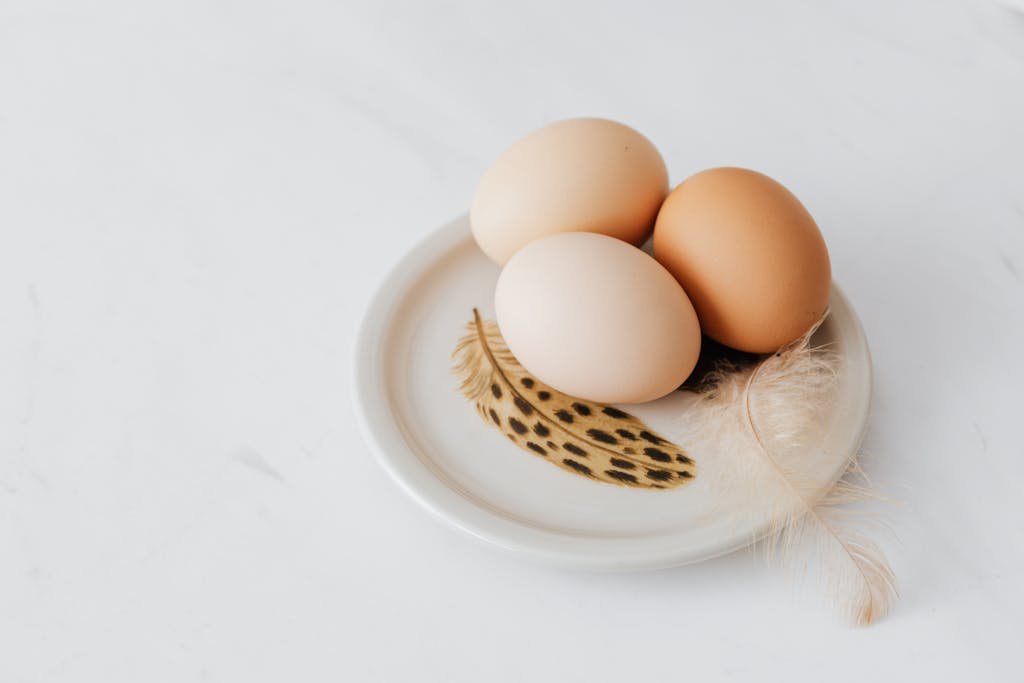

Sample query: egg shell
[652,167,831,354]
[471,118,668,264]
[495,232,701,404]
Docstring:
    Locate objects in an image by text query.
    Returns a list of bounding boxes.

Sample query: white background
[2,1,1023,681]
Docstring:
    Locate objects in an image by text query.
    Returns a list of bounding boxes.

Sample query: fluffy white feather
[675,317,896,625]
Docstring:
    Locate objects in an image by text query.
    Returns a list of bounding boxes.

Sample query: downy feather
[680,315,897,625]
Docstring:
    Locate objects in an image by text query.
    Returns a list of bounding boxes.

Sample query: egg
[652,167,831,354]
[471,118,669,264]
[495,232,700,404]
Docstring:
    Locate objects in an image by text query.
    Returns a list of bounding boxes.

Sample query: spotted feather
[452,309,696,489]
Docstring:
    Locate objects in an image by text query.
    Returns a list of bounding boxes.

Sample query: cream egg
[495,232,700,404]
[471,118,669,264]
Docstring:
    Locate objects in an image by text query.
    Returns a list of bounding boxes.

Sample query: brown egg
[653,167,831,354]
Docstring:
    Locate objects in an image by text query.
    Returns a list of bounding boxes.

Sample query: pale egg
[495,232,701,404]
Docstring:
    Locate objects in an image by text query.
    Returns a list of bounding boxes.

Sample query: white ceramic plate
[353,216,872,571]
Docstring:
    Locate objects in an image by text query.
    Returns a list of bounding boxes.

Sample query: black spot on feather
[571,402,591,416]
[676,454,693,465]
[562,459,593,476]
[488,409,500,426]
[546,441,559,450]
[615,429,636,440]
[526,441,547,456]
[680,471,693,479]
[554,409,573,423]
[643,447,671,462]
[537,391,551,401]
[520,377,534,389]
[610,458,635,470]
[586,429,618,444]
[513,396,534,416]
[490,383,502,399]
[645,469,672,481]
[563,443,587,457]
[508,417,528,435]
[606,470,638,484]
[601,406,630,419]
[533,422,550,437]
[639,430,663,445]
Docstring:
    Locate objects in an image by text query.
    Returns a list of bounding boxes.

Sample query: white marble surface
[2,1,1023,680]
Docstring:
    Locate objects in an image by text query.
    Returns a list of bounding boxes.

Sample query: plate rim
[352,215,873,571]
